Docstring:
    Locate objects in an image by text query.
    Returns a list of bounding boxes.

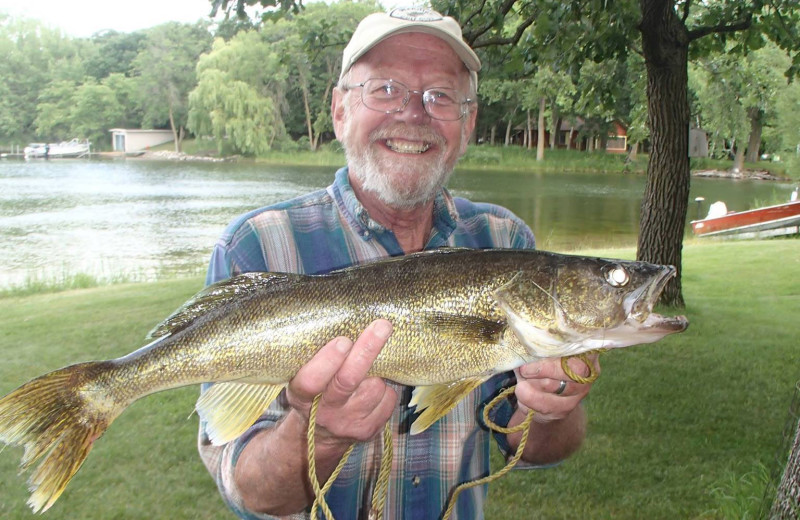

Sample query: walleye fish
[0,248,687,512]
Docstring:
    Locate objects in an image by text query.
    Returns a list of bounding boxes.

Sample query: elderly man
[200,8,596,519]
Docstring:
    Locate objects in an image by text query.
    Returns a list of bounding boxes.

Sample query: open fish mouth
[626,265,688,334]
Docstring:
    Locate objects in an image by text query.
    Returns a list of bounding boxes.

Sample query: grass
[0,240,797,519]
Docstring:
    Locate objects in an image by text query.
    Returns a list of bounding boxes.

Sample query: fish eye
[604,265,630,287]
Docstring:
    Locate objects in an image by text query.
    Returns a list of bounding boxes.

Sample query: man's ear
[331,88,346,142]
[460,107,478,156]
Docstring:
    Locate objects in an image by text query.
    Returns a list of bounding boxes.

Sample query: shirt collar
[331,167,458,247]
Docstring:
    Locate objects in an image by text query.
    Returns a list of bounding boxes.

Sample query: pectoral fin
[196,382,285,445]
[409,377,488,435]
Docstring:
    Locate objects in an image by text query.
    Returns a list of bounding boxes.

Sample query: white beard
[343,121,456,210]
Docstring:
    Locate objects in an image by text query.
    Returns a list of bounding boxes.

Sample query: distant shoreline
[693,169,790,181]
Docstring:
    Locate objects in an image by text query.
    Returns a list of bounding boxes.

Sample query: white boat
[24,139,91,159]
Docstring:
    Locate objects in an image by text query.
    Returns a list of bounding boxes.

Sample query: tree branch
[687,13,752,42]
[461,0,522,45]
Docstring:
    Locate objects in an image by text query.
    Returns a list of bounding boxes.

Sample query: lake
[0,157,795,289]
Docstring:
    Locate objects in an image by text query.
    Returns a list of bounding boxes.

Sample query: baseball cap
[339,8,481,81]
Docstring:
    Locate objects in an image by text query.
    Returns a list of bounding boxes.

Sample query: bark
[526,110,532,149]
[168,105,181,153]
[505,118,513,146]
[770,390,800,519]
[733,146,746,172]
[638,0,691,307]
[537,96,546,161]
[745,107,763,164]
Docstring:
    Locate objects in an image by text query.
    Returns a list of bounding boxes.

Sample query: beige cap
[339,8,481,81]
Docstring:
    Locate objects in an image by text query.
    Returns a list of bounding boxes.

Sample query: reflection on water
[0,158,794,288]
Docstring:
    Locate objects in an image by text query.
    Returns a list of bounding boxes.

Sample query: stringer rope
[306,350,603,520]
[307,394,354,520]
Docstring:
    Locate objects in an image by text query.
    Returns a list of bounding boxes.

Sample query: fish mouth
[627,265,689,333]
[384,138,432,154]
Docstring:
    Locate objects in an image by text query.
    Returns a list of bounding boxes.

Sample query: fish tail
[0,361,120,513]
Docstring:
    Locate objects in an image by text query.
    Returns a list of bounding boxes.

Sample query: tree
[132,22,212,152]
[85,30,147,80]
[188,32,285,155]
[435,0,800,307]
[0,15,86,141]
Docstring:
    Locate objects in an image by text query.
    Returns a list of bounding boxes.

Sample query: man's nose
[397,91,430,122]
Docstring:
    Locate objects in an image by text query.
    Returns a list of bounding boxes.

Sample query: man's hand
[286,319,399,447]
[514,354,600,423]
[234,319,398,514]
[506,354,600,465]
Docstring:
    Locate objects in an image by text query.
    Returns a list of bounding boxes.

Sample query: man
[199,8,597,519]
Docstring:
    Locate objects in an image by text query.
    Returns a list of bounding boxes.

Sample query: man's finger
[291,336,354,400]
[326,320,393,404]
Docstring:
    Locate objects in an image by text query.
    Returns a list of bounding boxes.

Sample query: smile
[385,139,432,154]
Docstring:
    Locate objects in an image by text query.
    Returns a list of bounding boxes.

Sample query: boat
[690,192,800,239]
[23,139,91,159]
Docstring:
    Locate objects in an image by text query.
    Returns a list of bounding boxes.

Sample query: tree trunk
[526,110,532,150]
[505,118,513,146]
[638,0,691,308]
[745,107,763,164]
[300,76,314,151]
[770,386,800,519]
[537,96,546,161]
[168,105,181,153]
[733,146,746,172]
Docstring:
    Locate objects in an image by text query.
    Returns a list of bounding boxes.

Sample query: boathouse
[109,129,174,153]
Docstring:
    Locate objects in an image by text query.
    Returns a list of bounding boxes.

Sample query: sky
[0,0,214,37]
[0,0,418,38]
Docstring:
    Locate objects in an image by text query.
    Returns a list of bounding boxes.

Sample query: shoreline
[693,168,790,181]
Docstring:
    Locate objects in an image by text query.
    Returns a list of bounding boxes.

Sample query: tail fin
[0,361,120,513]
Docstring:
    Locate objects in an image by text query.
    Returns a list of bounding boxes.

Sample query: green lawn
[0,239,797,519]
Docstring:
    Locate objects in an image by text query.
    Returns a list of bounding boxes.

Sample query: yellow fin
[196,382,285,445]
[0,361,120,513]
[409,377,488,435]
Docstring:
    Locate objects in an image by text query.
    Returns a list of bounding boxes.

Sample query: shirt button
[412,476,420,487]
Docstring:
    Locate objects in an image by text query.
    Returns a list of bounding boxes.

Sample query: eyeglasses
[342,78,473,121]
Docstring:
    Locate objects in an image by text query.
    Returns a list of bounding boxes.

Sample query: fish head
[494,254,688,359]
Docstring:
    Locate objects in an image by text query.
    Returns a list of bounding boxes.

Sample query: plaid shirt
[199,167,536,520]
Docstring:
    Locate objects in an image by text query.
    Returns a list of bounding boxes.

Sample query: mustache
[369,123,446,147]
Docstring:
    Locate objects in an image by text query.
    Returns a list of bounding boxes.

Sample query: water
[0,157,794,289]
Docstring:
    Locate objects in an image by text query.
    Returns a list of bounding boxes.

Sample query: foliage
[188,67,280,155]
[132,22,213,152]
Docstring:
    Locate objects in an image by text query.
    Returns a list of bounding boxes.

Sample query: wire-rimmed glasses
[343,78,473,121]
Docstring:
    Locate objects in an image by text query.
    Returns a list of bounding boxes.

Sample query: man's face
[333,33,477,209]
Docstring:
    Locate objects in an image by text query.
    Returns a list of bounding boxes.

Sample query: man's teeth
[385,139,431,154]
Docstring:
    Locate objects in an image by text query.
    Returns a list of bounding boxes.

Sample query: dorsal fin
[146,272,302,339]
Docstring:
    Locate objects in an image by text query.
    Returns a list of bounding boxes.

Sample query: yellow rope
[441,386,533,520]
[307,394,354,520]
[441,350,604,520]
[306,350,604,520]
[367,424,393,520]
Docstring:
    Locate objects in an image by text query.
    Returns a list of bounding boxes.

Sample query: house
[109,129,174,153]
[511,117,629,153]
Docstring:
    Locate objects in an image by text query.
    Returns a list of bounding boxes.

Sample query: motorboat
[690,191,800,238]
[23,139,91,159]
